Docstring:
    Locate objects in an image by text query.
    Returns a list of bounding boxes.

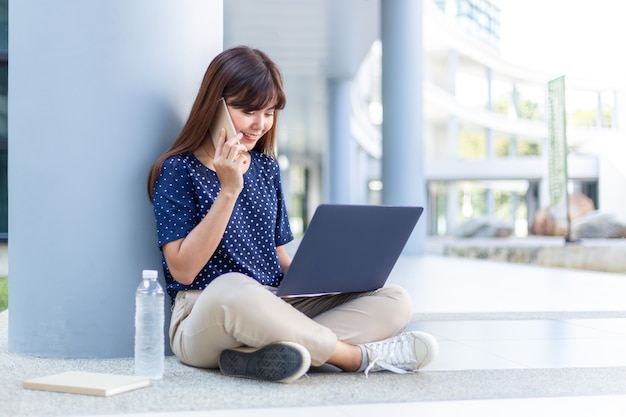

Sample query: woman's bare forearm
[163,190,239,285]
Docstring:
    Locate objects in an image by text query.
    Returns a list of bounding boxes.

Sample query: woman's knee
[379,284,413,329]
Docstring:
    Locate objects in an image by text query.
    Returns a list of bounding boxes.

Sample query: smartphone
[209,98,237,148]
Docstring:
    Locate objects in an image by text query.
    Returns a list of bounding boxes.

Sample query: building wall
[347,1,625,237]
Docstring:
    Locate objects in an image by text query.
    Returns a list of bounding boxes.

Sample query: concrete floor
[2,253,626,416]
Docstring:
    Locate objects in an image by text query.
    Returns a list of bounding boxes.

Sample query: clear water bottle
[134,269,164,379]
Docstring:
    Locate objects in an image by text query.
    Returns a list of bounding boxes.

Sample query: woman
[147,46,438,383]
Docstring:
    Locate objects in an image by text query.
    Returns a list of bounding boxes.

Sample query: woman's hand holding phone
[213,127,247,195]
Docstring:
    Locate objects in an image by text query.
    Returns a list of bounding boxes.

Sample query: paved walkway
[2,254,626,416]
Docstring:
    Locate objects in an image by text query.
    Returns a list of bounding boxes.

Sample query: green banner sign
[547,76,571,238]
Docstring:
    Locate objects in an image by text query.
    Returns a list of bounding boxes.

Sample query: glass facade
[433,0,501,49]
[351,2,618,238]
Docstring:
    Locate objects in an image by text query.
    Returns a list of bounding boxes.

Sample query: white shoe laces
[363,333,420,377]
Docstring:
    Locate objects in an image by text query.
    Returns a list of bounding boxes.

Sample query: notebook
[23,371,150,397]
[275,204,423,297]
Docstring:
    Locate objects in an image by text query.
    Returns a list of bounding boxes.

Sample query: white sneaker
[362,331,438,377]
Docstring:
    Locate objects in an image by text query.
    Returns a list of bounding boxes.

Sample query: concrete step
[429,236,626,273]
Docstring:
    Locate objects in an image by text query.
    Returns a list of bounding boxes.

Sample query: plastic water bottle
[134,269,164,379]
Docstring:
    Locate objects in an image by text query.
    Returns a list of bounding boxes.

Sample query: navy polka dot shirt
[153,151,294,303]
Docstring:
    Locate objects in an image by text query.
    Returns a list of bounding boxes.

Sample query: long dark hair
[147,46,286,199]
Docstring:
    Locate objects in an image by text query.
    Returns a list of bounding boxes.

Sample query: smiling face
[227,104,276,151]
[215,47,286,157]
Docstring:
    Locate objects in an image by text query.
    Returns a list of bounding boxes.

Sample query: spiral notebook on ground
[275,204,423,297]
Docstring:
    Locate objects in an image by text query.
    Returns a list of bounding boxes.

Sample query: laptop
[274,204,424,297]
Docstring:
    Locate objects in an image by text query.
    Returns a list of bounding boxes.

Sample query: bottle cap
[142,269,158,280]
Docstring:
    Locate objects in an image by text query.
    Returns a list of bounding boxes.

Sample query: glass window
[458,182,487,222]
[567,90,598,127]
[515,83,544,121]
[494,132,510,157]
[458,123,486,159]
[516,136,541,156]
[491,79,512,117]
[600,91,615,128]
[427,181,449,236]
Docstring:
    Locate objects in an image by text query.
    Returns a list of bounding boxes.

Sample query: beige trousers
[169,272,412,368]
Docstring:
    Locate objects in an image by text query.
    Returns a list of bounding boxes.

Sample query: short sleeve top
[152,151,294,302]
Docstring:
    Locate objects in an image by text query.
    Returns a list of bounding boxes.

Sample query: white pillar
[486,67,494,159]
[446,51,459,234]
[381,0,426,254]
[613,89,620,129]
[486,68,496,216]
[325,0,378,206]
[328,78,354,204]
[447,182,459,234]
[510,84,519,156]
[447,50,459,159]
[596,92,603,127]
[9,0,222,358]
[486,188,495,218]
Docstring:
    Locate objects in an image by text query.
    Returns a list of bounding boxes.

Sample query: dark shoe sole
[218,341,311,383]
